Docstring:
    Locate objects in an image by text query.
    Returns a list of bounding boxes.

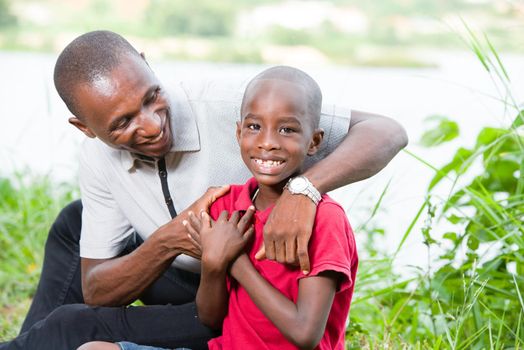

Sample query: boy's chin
[253,174,289,188]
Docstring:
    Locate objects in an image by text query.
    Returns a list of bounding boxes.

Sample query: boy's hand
[185,207,255,271]
[256,190,316,274]
[164,185,230,258]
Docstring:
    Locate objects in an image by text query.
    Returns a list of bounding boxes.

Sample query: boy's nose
[258,130,280,151]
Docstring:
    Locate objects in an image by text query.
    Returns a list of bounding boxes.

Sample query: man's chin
[120,139,172,158]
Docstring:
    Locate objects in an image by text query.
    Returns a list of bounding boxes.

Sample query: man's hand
[152,185,230,259]
[185,208,255,271]
[255,189,317,274]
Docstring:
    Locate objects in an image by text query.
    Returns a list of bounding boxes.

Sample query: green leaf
[428,148,474,191]
[443,231,458,242]
[420,115,460,147]
[511,110,524,128]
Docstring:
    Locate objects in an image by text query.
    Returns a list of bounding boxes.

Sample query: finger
[201,211,212,228]
[188,211,202,232]
[237,206,255,233]
[285,238,297,265]
[255,244,266,260]
[242,226,255,243]
[207,185,230,204]
[275,239,286,263]
[218,210,229,223]
[183,219,202,247]
[265,239,276,261]
[186,233,202,252]
[229,210,240,225]
[297,235,311,274]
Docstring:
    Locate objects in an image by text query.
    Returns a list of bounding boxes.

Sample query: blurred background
[1,0,523,347]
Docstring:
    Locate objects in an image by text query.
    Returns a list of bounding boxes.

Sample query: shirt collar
[122,82,201,171]
[233,177,274,223]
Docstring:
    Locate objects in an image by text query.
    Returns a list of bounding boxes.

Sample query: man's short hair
[54,30,141,118]
[241,66,322,127]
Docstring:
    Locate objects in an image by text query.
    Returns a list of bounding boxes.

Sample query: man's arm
[260,111,408,271]
[230,254,338,349]
[81,186,229,306]
[306,110,408,192]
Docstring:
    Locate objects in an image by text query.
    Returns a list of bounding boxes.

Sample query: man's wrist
[284,175,322,205]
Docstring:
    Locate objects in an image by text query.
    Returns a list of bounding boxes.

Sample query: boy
[189,65,357,349]
[79,66,358,350]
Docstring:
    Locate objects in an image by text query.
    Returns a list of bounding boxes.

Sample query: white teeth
[254,158,283,167]
[147,130,163,144]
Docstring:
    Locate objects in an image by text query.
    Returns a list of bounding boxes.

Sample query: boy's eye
[247,123,260,131]
[279,127,295,134]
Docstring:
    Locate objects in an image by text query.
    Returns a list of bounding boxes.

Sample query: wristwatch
[284,176,322,205]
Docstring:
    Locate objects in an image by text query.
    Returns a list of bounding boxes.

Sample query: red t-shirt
[207,178,358,350]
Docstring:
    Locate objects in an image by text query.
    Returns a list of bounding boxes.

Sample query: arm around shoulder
[304,109,408,193]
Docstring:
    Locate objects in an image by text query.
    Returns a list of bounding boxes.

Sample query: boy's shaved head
[241,66,322,127]
[54,30,142,118]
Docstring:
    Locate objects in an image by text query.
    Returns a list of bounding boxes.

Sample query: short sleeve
[300,200,356,292]
[303,104,351,170]
[79,140,135,259]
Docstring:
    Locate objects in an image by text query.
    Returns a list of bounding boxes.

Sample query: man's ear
[236,121,242,144]
[307,128,324,156]
[68,117,96,138]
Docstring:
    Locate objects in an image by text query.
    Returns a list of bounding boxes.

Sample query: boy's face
[67,54,173,158]
[237,79,323,189]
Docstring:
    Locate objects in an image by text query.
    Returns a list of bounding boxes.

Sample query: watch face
[290,177,308,192]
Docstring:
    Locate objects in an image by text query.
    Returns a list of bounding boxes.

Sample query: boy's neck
[253,182,286,211]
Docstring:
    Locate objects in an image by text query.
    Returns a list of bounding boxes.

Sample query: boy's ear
[307,128,324,156]
[235,121,242,144]
[68,117,96,138]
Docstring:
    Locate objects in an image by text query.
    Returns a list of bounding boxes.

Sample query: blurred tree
[146,0,236,37]
[0,0,17,28]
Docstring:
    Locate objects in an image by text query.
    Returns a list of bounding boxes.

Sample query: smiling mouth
[253,158,285,168]
[145,129,164,145]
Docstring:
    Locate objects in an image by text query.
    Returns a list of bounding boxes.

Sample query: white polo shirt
[78,80,351,273]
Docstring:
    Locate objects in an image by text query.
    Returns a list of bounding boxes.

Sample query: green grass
[0,173,76,340]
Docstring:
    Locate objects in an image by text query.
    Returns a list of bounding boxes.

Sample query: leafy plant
[412,27,524,348]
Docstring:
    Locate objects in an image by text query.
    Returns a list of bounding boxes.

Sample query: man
[0,31,407,350]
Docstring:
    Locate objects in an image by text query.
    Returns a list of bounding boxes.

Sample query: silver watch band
[285,176,322,205]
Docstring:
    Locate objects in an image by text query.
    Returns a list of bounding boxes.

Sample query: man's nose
[136,109,162,137]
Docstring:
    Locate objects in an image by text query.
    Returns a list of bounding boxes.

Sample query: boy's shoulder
[210,180,255,215]
[316,195,348,220]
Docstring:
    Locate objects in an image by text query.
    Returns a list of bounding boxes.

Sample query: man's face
[69,54,173,158]
[237,79,323,190]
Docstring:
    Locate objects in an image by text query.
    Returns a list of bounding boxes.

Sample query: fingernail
[249,205,255,210]
[302,270,309,275]
[182,220,188,226]
[188,211,194,217]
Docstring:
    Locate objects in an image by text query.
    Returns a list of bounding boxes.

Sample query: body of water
[1,50,523,273]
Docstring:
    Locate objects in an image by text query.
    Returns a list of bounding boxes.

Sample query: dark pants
[0,200,216,350]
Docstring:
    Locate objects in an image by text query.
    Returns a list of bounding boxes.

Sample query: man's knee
[45,304,97,332]
[48,200,83,244]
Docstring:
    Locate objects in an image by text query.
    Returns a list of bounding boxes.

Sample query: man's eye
[146,88,161,104]
[116,117,132,129]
